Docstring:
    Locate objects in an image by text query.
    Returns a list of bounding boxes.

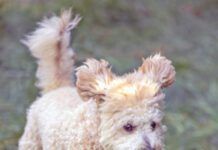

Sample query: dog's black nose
[140,147,155,150]
[141,135,155,150]
[143,135,152,149]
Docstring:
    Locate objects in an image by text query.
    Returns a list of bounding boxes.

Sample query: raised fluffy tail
[23,10,81,94]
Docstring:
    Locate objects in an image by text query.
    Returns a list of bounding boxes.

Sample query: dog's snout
[142,135,155,150]
[140,147,155,150]
[143,135,150,146]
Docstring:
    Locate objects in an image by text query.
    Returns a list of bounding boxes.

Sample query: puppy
[19,10,175,150]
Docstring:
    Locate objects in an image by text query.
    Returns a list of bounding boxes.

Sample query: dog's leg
[19,111,42,150]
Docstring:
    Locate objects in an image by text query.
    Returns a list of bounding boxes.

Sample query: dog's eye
[151,121,157,131]
[123,123,136,133]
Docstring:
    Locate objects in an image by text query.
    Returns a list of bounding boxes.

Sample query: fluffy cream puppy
[19,10,175,150]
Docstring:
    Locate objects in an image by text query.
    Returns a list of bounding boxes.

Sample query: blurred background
[0,0,218,149]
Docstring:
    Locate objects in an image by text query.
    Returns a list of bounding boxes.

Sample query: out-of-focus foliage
[0,0,218,149]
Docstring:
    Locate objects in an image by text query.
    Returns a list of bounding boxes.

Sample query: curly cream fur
[76,59,115,101]
[22,10,81,94]
[138,54,176,88]
[19,10,176,150]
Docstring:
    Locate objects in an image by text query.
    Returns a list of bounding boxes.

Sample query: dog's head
[76,54,175,150]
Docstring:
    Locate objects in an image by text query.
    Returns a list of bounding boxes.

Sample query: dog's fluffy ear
[138,54,175,88]
[76,59,115,101]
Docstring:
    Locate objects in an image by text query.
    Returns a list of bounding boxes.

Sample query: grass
[0,0,218,149]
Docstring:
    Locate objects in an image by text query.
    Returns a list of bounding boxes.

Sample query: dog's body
[19,10,175,150]
[19,87,101,149]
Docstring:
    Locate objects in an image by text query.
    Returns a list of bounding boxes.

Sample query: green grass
[0,0,218,149]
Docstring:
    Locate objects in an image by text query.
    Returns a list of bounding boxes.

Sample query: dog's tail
[23,10,81,94]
